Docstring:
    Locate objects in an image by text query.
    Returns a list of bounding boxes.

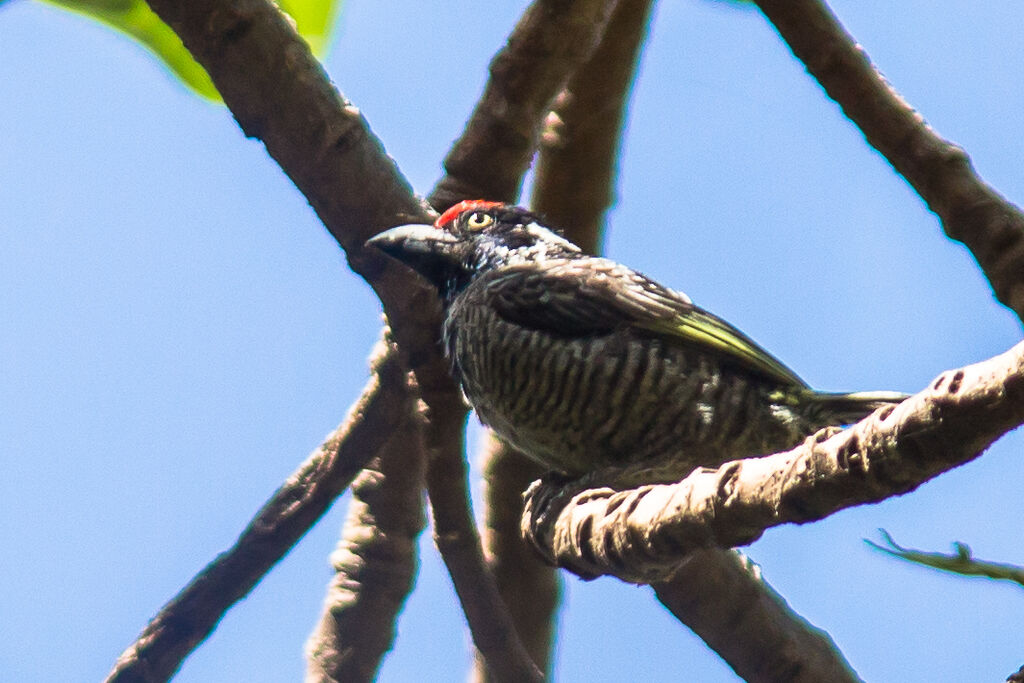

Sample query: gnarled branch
[523,342,1024,583]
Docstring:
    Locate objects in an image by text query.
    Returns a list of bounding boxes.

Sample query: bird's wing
[481,259,806,387]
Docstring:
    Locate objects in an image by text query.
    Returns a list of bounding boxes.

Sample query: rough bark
[523,342,1024,582]
[654,549,862,683]
[305,405,427,682]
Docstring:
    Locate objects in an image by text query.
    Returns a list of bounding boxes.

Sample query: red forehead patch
[436,199,504,227]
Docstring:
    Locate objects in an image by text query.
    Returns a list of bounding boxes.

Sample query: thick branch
[523,342,1024,583]
[654,549,862,683]
[108,338,408,683]
[418,403,543,683]
[755,0,1024,323]
[135,0,539,679]
[531,0,654,248]
[429,0,617,208]
[471,436,560,682]
[469,5,660,679]
[527,2,862,679]
[144,0,457,414]
[305,409,427,682]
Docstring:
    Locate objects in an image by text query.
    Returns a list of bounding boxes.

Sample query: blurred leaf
[39,0,343,101]
[278,0,341,55]
[867,529,1024,589]
[41,0,220,99]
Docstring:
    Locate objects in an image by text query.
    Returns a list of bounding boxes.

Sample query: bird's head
[367,200,581,301]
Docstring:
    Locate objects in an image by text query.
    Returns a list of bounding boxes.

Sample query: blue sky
[1,1,1022,681]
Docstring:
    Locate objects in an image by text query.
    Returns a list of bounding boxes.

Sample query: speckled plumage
[369,201,905,480]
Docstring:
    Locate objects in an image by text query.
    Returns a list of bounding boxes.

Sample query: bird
[368,200,906,482]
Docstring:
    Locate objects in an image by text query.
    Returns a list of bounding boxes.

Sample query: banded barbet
[368,200,905,481]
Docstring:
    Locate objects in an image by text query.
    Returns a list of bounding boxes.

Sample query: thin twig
[866,530,1024,589]
[755,0,1024,323]
[107,338,409,683]
[654,549,862,683]
[523,342,1024,582]
[305,392,427,682]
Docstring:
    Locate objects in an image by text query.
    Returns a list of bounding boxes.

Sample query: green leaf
[39,0,343,101]
[41,0,220,100]
[278,0,341,56]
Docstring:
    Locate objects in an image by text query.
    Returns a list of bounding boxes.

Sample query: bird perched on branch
[368,200,905,482]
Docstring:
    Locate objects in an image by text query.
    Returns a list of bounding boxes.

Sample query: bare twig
[866,530,1024,589]
[755,0,1024,323]
[305,396,427,682]
[108,339,408,683]
[429,0,618,208]
[654,549,862,683]
[523,342,1024,582]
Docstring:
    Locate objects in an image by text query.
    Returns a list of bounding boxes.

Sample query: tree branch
[132,0,541,679]
[654,549,862,683]
[429,0,617,208]
[525,6,864,678]
[305,403,427,682]
[530,0,654,248]
[471,436,560,682]
[755,0,1024,323]
[523,341,1024,583]
[866,530,1024,589]
[418,400,543,682]
[471,4,658,678]
[107,337,409,683]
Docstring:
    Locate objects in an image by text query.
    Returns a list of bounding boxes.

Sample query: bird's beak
[366,224,460,284]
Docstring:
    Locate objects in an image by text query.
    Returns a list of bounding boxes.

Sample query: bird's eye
[465,212,494,231]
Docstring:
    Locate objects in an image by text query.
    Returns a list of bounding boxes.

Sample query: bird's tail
[805,390,908,425]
